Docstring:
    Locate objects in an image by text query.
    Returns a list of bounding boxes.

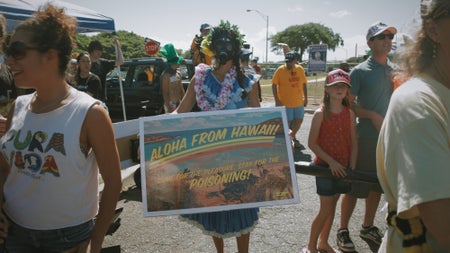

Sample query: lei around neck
[194,64,237,111]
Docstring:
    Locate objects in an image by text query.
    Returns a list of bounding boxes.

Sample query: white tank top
[1,88,100,229]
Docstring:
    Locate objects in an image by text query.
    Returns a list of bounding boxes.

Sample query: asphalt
[102,102,386,253]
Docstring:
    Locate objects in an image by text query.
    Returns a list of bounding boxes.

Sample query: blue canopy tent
[0,0,129,120]
[0,0,115,33]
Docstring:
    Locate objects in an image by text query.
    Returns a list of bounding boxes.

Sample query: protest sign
[139,107,299,217]
[308,44,328,73]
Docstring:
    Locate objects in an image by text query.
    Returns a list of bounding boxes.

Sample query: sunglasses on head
[370,34,395,41]
[4,41,38,61]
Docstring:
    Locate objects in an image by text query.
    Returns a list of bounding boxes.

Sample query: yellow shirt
[272,64,307,107]
[190,36,212,66]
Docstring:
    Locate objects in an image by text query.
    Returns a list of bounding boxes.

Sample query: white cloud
[329,10,351,18]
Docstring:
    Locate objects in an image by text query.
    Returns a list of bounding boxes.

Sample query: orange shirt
[190,36,212,66]
[272,64,307,107]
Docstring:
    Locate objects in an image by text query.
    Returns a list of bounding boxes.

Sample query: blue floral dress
[180,63,259,238]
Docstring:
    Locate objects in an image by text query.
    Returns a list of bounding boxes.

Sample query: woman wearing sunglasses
[0,4,121,252]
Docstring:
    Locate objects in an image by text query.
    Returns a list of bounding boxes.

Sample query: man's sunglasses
[370,34,395,41]
[3,41,38,61]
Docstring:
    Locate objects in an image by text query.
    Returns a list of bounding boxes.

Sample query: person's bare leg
[290,118,303,138]
[340,194,357,229]
[213,236,224,253]
[236,233,250,253]
[318,195,339,251]
[363,191,381,227]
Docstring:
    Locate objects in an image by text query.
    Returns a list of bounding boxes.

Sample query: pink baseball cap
[326,69,351,87]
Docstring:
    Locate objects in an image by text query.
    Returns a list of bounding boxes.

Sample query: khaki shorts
[348,138,383,198]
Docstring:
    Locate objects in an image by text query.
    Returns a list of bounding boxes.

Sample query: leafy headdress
[200,20,245,65]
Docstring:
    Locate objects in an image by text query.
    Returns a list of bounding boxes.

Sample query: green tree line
[73,23,345,62]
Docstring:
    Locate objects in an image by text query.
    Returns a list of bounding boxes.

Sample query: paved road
[103,108,386,253]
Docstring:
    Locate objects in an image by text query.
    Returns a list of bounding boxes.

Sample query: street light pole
[246,9,269,63]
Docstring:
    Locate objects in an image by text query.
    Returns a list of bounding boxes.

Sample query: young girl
[304,69,358,253]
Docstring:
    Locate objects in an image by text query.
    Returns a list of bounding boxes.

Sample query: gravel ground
[103,101,387,253]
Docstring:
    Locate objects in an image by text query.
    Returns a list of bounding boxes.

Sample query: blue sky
[64,0,419,63]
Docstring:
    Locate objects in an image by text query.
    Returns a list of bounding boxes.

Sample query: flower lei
[194,64,237,111]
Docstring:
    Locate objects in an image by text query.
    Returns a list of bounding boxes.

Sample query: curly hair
[13,4,77,76]
[396,0,450,77]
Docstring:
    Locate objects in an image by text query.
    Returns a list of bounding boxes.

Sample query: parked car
[105,57,194,122]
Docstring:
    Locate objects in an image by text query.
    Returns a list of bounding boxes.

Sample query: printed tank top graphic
[3,129,65,178]
[0,89,95,180]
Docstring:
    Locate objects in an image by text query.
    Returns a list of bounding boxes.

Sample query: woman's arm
[82,104,122,252]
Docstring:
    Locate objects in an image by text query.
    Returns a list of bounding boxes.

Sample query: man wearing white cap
[336,21,397,253]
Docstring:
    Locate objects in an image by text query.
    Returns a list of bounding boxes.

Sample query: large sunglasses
[370,34,395,41]
[4,41,39,61]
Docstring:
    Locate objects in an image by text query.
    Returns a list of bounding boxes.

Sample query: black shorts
[348,138,383,198]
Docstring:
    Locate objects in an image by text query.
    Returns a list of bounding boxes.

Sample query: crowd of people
[0,0,448,252]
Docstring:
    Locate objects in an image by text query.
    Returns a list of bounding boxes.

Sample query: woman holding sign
[176,20,260,253]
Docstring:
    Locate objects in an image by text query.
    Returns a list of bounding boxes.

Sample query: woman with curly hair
[0,4,121,252]
[176,20,260,253]
[377,0,450,252]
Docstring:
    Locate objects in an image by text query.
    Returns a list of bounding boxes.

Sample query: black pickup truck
[105,58,194,122]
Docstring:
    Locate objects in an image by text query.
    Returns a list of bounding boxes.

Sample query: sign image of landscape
[139,107,299,217]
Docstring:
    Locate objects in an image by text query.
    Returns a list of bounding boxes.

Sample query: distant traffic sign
[145,40,160,55]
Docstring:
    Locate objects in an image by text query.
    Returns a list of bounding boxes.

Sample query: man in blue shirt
[336,21,396,253]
